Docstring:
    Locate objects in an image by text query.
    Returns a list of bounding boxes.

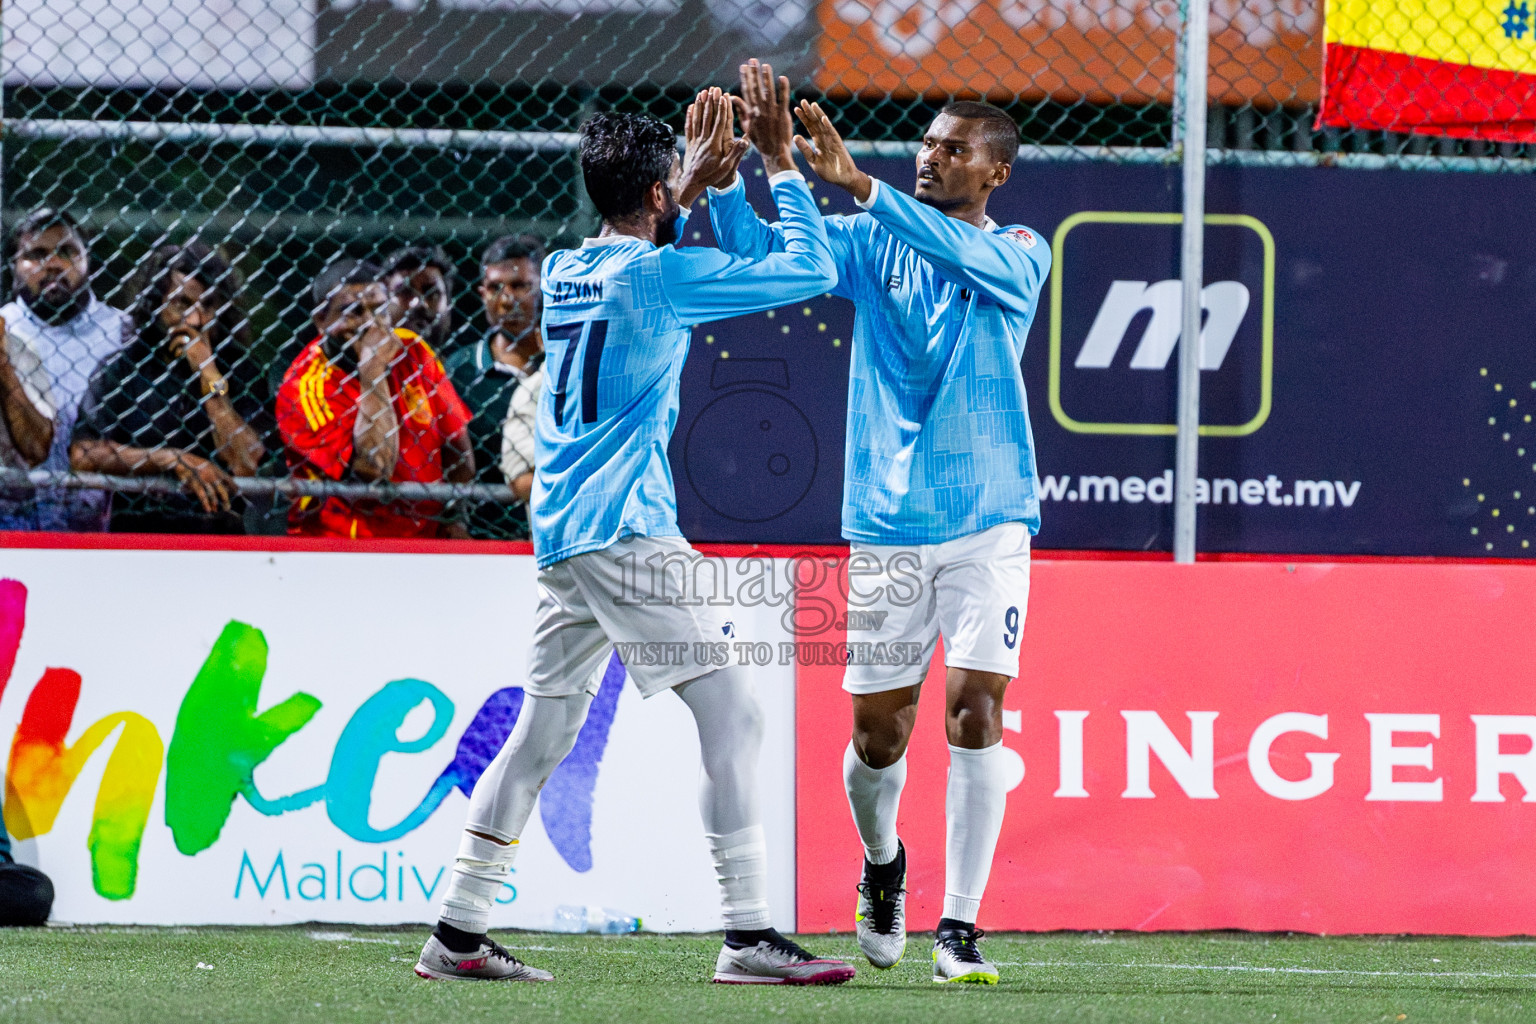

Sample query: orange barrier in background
[817,0,1320,107]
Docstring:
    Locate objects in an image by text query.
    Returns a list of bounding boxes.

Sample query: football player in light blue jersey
[710,65,1050,983]
[416,88,855,987]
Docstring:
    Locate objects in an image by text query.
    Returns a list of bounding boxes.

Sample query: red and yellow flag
[1320,0,1536,141]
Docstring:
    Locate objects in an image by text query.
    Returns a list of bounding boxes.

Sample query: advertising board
[817,0,1318,107]
[679,157,1536,557]
[3,0,316,89]
[795,557,1536,935]
[0,542,797,928]
[11,540,1536,935]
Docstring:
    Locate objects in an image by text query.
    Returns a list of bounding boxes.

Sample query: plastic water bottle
[551,904,642,933]
[549,905,586,932]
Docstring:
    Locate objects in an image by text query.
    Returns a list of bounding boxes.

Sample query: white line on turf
[306,931,402,945]
[999,960,1536,980]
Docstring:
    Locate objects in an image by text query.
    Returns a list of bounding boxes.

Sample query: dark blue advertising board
[671,158,1532,557]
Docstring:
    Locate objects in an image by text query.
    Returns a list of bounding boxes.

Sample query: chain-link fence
[0,0,1521,541]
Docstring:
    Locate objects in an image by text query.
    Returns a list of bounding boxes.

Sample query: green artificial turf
[1,927,1532,1023]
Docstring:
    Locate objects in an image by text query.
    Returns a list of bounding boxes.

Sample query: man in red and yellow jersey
[276,258,474,539]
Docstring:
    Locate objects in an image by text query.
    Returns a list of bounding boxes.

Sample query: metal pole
[0,469,520,504]
[12,119,1532,171]
[1174,0,1210,564]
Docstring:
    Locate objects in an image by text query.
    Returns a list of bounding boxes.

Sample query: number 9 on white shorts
[842,521,1031,695]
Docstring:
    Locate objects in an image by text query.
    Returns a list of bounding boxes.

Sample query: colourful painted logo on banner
[0,579,623,900]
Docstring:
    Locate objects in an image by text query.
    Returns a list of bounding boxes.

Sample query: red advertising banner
[796,558,1536,935]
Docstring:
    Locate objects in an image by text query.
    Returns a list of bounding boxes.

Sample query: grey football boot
[854,842,907,968]
[414,932,553,982]
[713,930,857,985]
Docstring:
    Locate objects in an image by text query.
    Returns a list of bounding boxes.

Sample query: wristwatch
[203,375,230,398]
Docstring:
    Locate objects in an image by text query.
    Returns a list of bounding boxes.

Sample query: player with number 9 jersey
[708,74,1048,984]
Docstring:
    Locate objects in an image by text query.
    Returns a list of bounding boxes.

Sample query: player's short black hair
[579,112,677,223]
[12,207,86,255]
[384,245,455,290]
[311,257,382,315]
[937,101,1020,165]
[481,234,546,274]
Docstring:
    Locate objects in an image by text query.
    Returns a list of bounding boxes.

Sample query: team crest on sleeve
[1005,227,1038,249]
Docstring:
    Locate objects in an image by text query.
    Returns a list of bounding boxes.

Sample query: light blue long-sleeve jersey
[531,173,837,567]
[709,174,1050,545]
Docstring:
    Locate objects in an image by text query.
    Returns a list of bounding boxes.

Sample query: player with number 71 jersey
[416,98,855,987]
[530,170,834,569]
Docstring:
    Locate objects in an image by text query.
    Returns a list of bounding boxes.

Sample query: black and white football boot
[931,919,998,985]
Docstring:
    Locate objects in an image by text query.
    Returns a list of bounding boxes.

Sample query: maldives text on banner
[0,546,796,927]
[796,559,1536,935]
[1321,0,1536,140]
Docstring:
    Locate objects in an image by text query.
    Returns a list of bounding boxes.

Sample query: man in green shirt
[444,234,545,537]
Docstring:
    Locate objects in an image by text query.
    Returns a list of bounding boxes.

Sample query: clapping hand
[678,87,750,207]
[738,58,797,176]
[793,100,872,203]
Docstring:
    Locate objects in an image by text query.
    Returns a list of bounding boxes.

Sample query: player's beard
[655,185,682,248]
[656,209,683,248]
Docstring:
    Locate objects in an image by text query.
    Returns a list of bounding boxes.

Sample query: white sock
[707,824,771,930]
[843,741,906,865]
[440,691,592,933]
[675,667,764,836]
[438,831,518,933]
[943,741,1007,925]
[675,668,770,931]
[463,691,592,842]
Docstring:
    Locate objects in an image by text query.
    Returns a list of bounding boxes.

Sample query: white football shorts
[842,521,1031,695]
[526,534,728,699]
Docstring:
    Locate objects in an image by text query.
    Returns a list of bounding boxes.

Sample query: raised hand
[794,100,872,203]
[679,88,750,206]
[357,313,403,370]
[738,58,796,175]
[178,331,216,373]
[710,91,751,188]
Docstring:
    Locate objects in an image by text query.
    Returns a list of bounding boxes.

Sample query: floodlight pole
[1174,0,1210,565]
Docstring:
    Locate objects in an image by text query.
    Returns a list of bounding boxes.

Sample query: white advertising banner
[0,545,797,930]
[4,0,316,89]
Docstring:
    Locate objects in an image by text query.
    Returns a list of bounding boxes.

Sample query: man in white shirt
[498,356,542,498]
[0,314,55,472]
[0,209,128,531]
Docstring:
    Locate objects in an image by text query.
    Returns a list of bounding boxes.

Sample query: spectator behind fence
[0,310,55,474]
[0,209,128,531]
[385,245,455,349]
[277,258,475,539]
[70,243,269,534]
[445,235,545,534]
